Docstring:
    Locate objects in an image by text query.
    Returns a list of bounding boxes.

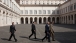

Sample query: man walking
[50,22,55,41]
[29,22,37,39]
[8,22,17,42]
[42,22,51,42]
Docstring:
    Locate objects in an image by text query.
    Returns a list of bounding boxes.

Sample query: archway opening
[39,17,42,24]
[52,17,55,23]
[68,16,70,21]
[48,17,51,22]
[43,17,46,24]
[21,17,24,24]
[25,17,28,24]
[57,17,59,24]
[34,17,37,23]
[30,17,33,24]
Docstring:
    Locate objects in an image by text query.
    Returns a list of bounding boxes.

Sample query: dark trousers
[9,33,17,40]
[42,32,50,42]
[29,31,36,38]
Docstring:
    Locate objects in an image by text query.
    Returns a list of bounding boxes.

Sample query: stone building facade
[0,0,76,26]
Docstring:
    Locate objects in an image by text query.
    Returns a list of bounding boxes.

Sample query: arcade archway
[21,17,24,24]
[56,17,59,24]
[52,17,55,23]
[25,17,28,24]
[30,17,33,24]
[34,17,37,23]
[48,17,51,22]
[43,17,46,24]
[39,17,42,24]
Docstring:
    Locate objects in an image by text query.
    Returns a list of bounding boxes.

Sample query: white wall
[20,6,59,15]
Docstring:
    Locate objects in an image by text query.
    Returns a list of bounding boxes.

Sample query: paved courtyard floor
[0,24,76,43]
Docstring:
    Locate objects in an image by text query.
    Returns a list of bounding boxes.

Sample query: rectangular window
[74,3,76,10]
[47,10,50,14]
[30,10,33,14]
[22,1,24,4]
[70,5,73,11]
[39,10,42,14]
[34,10,37,14]
[66,7,67,12]
[52,10,55,14]
[68,6,70,12]
[21,10,23,14]
[59,10,61,14]
[43,10,46,14]
[25,10,28,14]
[57,10,59,14]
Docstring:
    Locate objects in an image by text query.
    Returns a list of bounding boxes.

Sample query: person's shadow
[1,38,16,42]
[20,36,42,42]
[1,38,8,41]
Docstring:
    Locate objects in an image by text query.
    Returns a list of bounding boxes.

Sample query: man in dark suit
[8,22,17,42]
[29,22,37,39]
[42,22,51,42]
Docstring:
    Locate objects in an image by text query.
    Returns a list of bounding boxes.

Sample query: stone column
[51,17,52,22]
[0,10,2,26]
[67,16,68,24]
[46,17,48,23]
[1,10,3,26]
[73,14,75,24]
[24,17,25,24]
[42,17,43,24]
[55,17,57,23]
[28,17,30,24]
[70,15,72,24]
[4,12,6,26]
[6,14,9,25]
[33,17,34,22]
[2,11,6,26]
[65,16,66,24]
[37,17,39,24]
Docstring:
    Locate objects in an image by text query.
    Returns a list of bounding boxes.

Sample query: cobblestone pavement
[0,24,76,43]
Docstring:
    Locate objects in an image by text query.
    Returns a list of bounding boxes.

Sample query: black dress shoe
[34,38,37,39]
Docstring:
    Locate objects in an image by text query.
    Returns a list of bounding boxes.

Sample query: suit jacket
[45,24,50,33]
[49,24,54,34]
[10,25,16,33]
[31,24,36,32]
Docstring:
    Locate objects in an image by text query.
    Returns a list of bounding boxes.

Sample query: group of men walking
[29,21,55,42]
[8,21,55,42]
